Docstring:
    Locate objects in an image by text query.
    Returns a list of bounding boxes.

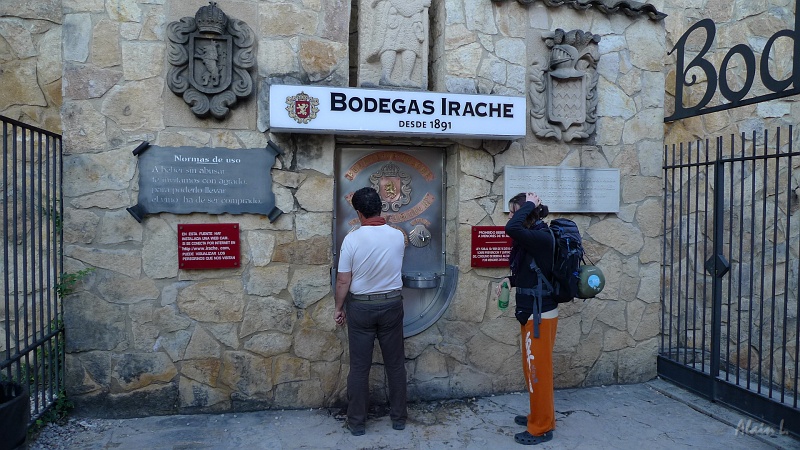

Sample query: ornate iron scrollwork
[167,2,255,119]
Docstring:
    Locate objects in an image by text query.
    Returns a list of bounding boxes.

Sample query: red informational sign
[471,226,512,267]
[178,223,240,270]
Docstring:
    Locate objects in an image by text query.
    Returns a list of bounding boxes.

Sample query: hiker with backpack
[500,191,557,445]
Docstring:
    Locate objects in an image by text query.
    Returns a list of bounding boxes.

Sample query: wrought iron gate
[0,115,64,424]
[659,126,800,436]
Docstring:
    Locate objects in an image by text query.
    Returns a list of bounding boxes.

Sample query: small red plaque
[178,223,240,270]
[471,226,512,268]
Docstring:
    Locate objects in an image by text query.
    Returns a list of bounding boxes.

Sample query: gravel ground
[29,418,116,450]
[26,399,470,449]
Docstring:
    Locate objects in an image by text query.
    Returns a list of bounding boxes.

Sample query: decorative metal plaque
[127,144,283,222]
[530,29,601,142]
[166,2,255,119]
[504,166,620,213]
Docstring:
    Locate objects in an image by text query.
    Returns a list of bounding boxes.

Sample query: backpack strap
[527,251,554,294]
[546,224,556,269]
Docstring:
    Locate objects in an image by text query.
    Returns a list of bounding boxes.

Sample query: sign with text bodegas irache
[269,84,526,139]
[127,143,283,222]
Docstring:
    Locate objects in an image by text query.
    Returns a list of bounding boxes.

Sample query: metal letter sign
[665,0,800,122]
[127,142,283,222]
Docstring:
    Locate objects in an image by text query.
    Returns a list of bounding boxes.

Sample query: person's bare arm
[334,271,352,326]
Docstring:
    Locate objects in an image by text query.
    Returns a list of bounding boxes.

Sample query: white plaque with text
[269,84,525,139]
[504,166,620,213]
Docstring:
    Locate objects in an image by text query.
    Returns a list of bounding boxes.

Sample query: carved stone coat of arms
[167,2,255,119]
[530,29,601,142]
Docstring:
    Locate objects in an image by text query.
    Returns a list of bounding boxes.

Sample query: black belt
[350,290,402,301]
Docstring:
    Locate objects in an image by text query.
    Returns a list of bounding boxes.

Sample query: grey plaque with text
[128,144,283,222]
[504,166,620,213]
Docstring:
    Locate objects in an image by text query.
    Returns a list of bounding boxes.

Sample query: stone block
[112,352,177,391]
[272,236,332,265]
[220,351,273,397]
[177,280,245,323]
[184,326,221,360]
[289,265,331,309]
[296,176,334,212]
[63,13,91,62]
[295,212,332,240]
[103,383,179,418]
[586,218,644,256]
[155,330,191,362]
[100,79,165,132]
[120,41,165,81]
[179,376,229,410]
[296,135,335,176]
[246,264,290,297]
[98,209,143,244]
[617,338,657,383]
[293,328,342,362]
[143,218,177,279]
[246,231,276,266]
[466,331,517,373]
[240,296,295,337]
[181,359,222,386]
[445,270,488,323]
[244,332,292,358]
[274,379,323,408]
[272,354,310,385]
[63,208,100,244]
[64,292,128,352]
[63,63,122,100]
[414,347,449,382]
[63,149,135,196]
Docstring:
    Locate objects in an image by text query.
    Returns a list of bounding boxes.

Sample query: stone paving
[29,379,798,449]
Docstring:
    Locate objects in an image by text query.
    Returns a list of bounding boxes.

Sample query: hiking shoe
[514,430,553,445]
[392,420,406,430]
[514,415,527,426]
[345,421,365,436]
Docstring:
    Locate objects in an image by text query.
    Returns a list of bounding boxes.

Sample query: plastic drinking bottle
[498,281,510,310]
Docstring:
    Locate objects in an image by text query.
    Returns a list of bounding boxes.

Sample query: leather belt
[350,290,402,301]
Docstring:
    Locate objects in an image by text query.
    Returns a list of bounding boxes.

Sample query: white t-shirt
[338,224,405,295]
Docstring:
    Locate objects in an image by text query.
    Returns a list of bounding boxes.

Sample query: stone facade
[0,1,63,132]
[3,0,671,416]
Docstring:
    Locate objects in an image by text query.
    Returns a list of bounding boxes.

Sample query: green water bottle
[498,281,510,310]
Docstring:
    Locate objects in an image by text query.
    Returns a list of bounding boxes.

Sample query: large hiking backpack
[529,218,604,303]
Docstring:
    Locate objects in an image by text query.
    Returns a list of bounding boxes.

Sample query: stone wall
[442,1,665,389]
[5,0,667,416]
[0,0,63,132]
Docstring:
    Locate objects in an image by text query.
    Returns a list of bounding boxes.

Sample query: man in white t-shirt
[334,187,406,436]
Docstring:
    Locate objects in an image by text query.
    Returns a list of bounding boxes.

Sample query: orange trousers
[520,315,558,436]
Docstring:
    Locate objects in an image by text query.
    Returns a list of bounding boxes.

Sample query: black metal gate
[0,115,64,424]
[659,126,800,436]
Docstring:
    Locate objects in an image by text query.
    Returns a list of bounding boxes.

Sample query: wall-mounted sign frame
[178,223,240,270]
[269,84,526,139]
[127,142,283,222]
[504,166,620,213]
[471,226,512,268]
